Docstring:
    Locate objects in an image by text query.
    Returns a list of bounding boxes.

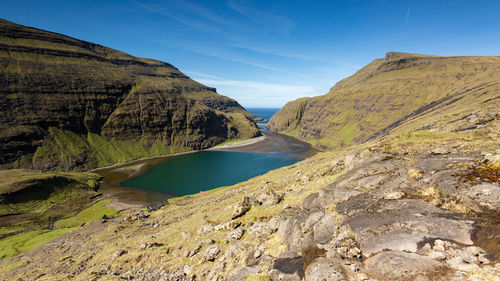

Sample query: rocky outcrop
[268,52,500,150]
[365,251,450,281]
[0,19,259,170]
[3,131,499,280]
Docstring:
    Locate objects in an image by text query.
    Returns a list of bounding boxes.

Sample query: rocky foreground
[1,110,498,280]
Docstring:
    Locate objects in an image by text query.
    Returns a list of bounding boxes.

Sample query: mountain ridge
[0,19,259,171]
[268,52,500,149]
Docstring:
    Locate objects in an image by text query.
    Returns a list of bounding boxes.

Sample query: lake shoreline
[208,135,266,150]
[88,135,267,174]
[94,129,315,210]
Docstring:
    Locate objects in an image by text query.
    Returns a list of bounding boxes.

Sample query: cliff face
[0,19,259,171]
[264,97,310,133]
[268,52,500,150]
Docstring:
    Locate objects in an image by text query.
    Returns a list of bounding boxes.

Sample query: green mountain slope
[268,52,500,149]
[0,19,259,171]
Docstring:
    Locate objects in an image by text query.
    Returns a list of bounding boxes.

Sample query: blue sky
[1,0,499,108]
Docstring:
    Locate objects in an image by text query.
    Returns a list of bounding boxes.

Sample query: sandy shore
[208,135,266,150]
[88,136,267,174]
[212,131,317,157]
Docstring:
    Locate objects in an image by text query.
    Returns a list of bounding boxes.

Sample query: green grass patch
[54,199,118,228]
[0,170,119,260]
[0,228,76,259]
[33,127,193,170]
[0,198,119,260]
[0,181,96,225]
[0,259,29,273]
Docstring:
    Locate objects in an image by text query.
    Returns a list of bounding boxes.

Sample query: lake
[97,108,315,205]
[121,150,299,196]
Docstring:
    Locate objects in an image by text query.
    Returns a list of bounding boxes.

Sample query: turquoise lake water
[115,108,312,198]
[121,150,300,196]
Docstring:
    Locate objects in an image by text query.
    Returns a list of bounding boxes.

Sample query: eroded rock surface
[365,251,451,281]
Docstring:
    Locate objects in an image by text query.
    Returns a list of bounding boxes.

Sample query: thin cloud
[129,1,311,77]
[130,0,220,33]
[195,78,315,97]
[231,44,360,70]
[232,44,320,61]
[226,0,295,35]
[174,1,230,26]
[184,46,310,78]
[184,71,223,80]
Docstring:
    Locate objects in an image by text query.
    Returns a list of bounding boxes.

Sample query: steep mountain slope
[0,19,259,171]
[268,52,500,150]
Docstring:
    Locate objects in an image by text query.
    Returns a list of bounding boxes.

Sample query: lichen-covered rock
[197,224,214,236]
[204,245,220,262]
[461,183,500,212]
[344,199,474,256]
[304,257,346,281]
[248,222,270,236]
[231,197,254,219]
[365,251,451,281]
[214,220,241,231]
[257,187,283,206]
[312,214,336,244]
[229,227,245,240]
[269,251,304,281]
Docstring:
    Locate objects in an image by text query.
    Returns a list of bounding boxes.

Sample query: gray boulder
[461,182,500,212]
[229,227,245,240]
[269,251,304,281]
[304,257,346,281]
[204,245,220,261]
[312,214,336,244]
[365,251,451,281]
[231,196,254,219]
[342,199,474,256]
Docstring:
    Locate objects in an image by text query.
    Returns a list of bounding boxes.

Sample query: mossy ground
[31,127,193,171]
[0,228,77,259]
[54,199,119,228]
[0,170,120,260]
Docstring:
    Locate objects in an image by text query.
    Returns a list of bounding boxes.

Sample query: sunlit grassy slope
[268,52,500,150]
[0,19,259,171]
[0,169,120,259]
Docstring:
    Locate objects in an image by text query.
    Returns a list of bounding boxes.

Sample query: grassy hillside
[0,19,259,171]
[268,52,500,150]
[0,169,117,259]
[0,119,498,279]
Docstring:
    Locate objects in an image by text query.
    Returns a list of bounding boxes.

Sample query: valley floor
[0,119,499,280]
